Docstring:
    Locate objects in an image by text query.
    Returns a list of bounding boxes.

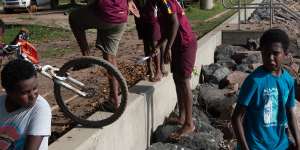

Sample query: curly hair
[1,59,37,92]
[260,28,290,52]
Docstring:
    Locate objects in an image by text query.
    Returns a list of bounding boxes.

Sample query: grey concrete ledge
[49,75,177,150]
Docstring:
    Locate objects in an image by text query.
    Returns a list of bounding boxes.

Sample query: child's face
[261,42,286,72]
[8,76,39,108]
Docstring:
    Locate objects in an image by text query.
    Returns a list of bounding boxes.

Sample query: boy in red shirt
[155,0,197,139]
[69,0,139,110]
[134,0,170,82]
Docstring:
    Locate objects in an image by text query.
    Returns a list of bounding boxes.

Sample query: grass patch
[185,1,226,21]
[190,10,236,38]
[186,1,236,38]
[186,0,253,38]
[3,24,72,44]
[41,47,73,58]
[16,15,34,20]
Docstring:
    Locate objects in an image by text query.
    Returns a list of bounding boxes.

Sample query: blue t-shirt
[237,66,296,150]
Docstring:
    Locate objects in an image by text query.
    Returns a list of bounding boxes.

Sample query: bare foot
[168,124,195,141]
[164,116,185,125]
[161,66,169,77]
[149,72,162,82]
[147,71,154,79]
[162,70,169,77]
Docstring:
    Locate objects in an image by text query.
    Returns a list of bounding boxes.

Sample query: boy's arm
[24,135,43,150]
[232,104,250,150]
[287,107,300,149]
[128,0,140,18]
[26,97,52,150]
[164,14,179,63]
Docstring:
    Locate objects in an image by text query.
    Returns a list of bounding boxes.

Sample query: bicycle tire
[54,56,128,128]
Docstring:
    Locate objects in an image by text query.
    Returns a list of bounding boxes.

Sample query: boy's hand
[128,1,140,18]
[164,48,171,64]
[150,48,159,57]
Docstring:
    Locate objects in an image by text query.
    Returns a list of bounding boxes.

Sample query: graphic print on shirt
[0,126,20,150]
[263,88,279,126]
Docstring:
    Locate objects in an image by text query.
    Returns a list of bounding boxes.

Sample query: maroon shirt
[141,0,158,24]
[157,0,196,46]
[97,0,128,24]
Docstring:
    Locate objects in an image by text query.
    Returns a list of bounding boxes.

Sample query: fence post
[200,0,214,9]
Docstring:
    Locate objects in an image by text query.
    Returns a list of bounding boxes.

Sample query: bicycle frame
[1,40,88,97]
[38,65,88,97]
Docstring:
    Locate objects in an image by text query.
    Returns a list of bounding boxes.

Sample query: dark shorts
[134,17,161,41]
[171,38,197,78]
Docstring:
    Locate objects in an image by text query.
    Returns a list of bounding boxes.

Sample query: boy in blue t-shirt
[231,28,300,150]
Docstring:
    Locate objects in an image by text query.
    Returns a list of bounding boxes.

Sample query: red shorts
[171,38,197,78]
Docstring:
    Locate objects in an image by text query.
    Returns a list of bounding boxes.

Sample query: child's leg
[177,77,194,128]
[180,77,194,130]
[151,40,162,82]
[97,22,126,110]
[143,39,154,78]
[159,40,169,76]
[69,6,99,56]
[165,78,185,125]
[103,53,120,109]
[169,76,195,139]
[169,39,197,139]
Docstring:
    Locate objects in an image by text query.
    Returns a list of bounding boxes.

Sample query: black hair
[1,59,37,92]
[0,19,4,32]
[260,28,289,52]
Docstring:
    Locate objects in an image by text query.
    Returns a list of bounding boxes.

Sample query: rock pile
[150,39,300,149]
[248,0,300,48]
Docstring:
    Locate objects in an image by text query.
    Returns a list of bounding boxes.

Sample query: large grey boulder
[219,71,249,89]
[152,122,224,150]
[197,84,237,119]
[201,64,231,84]
[216,58,237,70]
[215,45,246,62]
[241,52,262,65]
[152,125,181,143]
[236,64,251,73]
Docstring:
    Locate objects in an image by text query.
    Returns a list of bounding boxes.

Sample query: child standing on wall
[154,0,198,139]
[231,28,300,149]
[134,0,168,82]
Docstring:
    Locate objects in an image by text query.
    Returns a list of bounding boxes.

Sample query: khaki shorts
[69,6,127,56]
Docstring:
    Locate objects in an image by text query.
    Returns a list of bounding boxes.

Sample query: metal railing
[221,0,300,29]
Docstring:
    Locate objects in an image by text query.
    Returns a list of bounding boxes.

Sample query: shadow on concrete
[130,85,155,147]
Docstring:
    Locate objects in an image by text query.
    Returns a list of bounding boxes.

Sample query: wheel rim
[54,57,128,127]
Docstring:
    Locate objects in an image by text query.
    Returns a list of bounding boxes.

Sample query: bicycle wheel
[54,56,128,128]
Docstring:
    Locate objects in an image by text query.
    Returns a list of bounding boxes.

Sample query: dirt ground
[0,9,148,142]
